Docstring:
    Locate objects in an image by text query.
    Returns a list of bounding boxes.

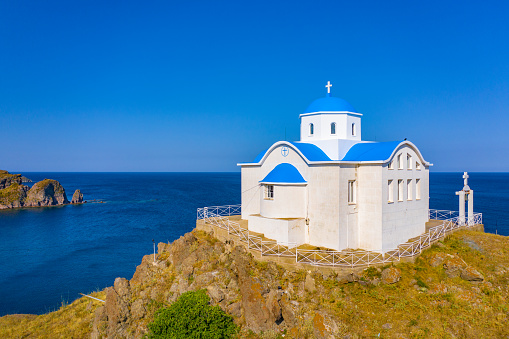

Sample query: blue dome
[304,96,356,113]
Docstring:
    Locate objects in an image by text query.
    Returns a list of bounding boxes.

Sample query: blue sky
[1,1,508,172]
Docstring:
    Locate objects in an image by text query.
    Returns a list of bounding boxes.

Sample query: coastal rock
[231,246,275,332]
[305,274,317,292]
[20,176,32,183]
[460,266,484,282]
[105,278,132,338]
[24,179,69,207]
[0,183,29,209]
[429,252,454,267]
[0,170,23,189]
[444,256,468,278]
[381,267,401,284]
[206,284,225,303]
[71,189,84,204]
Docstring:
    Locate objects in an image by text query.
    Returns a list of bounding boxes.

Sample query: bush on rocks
[146,290,237,339]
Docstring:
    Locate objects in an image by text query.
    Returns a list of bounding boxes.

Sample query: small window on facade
[309,123,314,136]
[407,179,412,200]
[416,179,421,200]
[416,161,421,170]
[265,185,274,200]
[407,154,412,170]
[352,123,356,136]
[331,122,336,135]
[398,179,403,201]
[348,180,356,204]
[397,154,403,169]
[388,160,394,170]
[388,180,394,203]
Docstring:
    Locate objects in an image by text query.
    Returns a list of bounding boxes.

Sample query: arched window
[352,123,356,136]
[331,122,336,135]
[309,123,314,135]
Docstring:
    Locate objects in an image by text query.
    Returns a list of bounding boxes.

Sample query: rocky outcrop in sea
[72,189,84,204]
[0,170,81,209]
[24,179,69,207]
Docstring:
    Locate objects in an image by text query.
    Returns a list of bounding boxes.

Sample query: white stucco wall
[300,113,361,142]
[357,164,384,250]
[260,184,306,219]
[246,215,305,245]
[305,165,341,249]
[381,145,429,250]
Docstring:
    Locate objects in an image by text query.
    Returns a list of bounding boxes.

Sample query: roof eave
[299,111,363,118]
[259,181,307,186]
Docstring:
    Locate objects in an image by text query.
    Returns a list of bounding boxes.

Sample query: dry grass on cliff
[285,230,509,338]
[1,229,509,338]
[0,290,105,339]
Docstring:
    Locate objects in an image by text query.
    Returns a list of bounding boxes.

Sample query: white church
[239,82,431,252]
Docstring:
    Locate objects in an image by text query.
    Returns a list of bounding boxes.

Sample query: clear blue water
[0,172,507,316]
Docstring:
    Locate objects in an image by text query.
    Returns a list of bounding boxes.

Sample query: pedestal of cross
[456,172,474,226]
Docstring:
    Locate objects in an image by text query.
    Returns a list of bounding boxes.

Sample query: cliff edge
[1,228,508,338]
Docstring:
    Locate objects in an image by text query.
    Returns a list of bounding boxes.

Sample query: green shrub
[415,277,429,289]
[146,290,237,339]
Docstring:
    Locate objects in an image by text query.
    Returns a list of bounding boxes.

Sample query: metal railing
[197,204,296,257]
[197,205,483,268]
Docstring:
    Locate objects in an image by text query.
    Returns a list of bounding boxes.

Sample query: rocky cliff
[0,183,30,209]
[0,170,77,209]
[2,229,509,338]
[0,170,23,189]
[24,179,69,207]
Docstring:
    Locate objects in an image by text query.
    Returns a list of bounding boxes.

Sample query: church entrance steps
[196,205,483,268]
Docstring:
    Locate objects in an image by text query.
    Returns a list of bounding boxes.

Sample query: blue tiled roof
[304,96,356,113]
[260,163,307,184]
[251,142,331,163]
[253,148,268,163]
[341,141,403,161]
[289,142,332,161]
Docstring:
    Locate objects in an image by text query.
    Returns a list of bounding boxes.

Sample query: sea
[0,172,507,316]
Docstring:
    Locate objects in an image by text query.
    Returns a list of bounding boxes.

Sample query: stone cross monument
[456,172,474,226]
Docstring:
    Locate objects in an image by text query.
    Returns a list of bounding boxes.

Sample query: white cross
[463,172,469,187]
[325,81,332,94]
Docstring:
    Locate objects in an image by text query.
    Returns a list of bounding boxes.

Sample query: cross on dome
[325,81,332,95]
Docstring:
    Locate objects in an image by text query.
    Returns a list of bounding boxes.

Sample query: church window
[407,155,412,170]
[352,123,356,136]
[416,179,421,200]
[309,123,314,136]
[348,180,356,204]
[398,180,403,201]
[407,179,413,200]
[264,185,274,200]
[331,122,336,135]
[397,154,403,169]
[388,180,394,203]
[388,160,394,170]
[416,161,421,170]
